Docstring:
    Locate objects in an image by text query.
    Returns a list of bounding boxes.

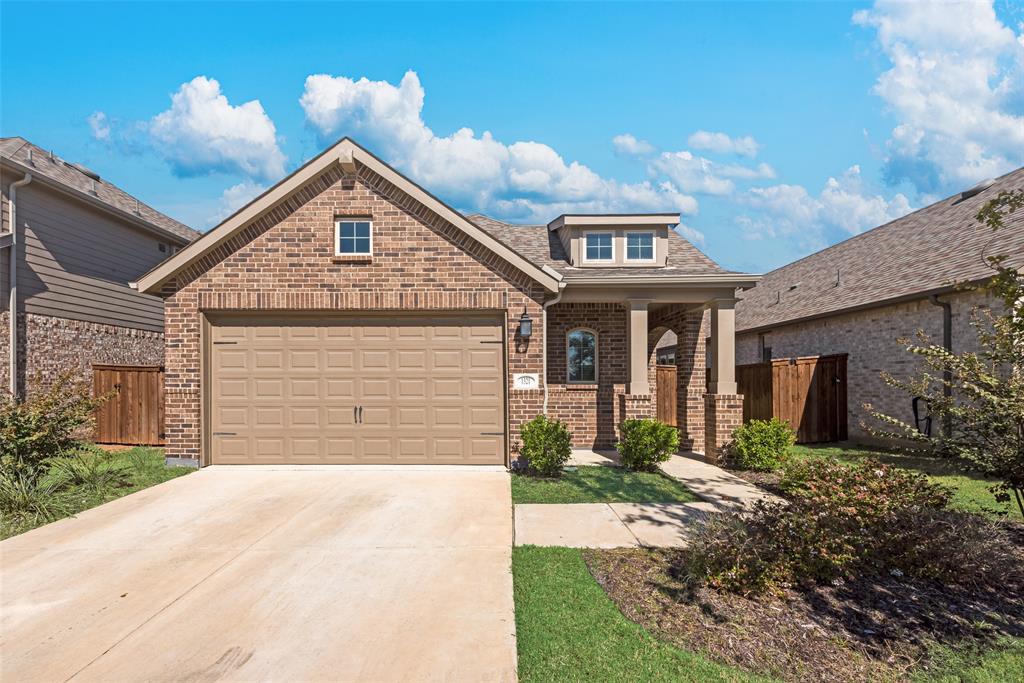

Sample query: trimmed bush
[519,415,573,477]
[616,418,679,471]
[681,458,994,594]
[728,418,795,471]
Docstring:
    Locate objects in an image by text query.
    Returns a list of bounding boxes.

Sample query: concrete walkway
[515,501,719,548]
[1,466,516,682]
[514,449,778,549]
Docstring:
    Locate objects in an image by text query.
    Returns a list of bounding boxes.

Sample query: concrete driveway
[0,466,516,682]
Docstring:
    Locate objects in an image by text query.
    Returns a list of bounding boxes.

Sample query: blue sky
[2,1,1022,273]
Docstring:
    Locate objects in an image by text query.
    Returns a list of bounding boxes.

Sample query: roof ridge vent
[960,178,995,201]
[68,161,101,181]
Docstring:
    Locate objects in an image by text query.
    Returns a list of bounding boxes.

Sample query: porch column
[705,298,742,463]
[628,300,650,395]
[708,299,737,394]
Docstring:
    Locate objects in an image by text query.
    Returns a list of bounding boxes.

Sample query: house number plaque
[512,374,539,391]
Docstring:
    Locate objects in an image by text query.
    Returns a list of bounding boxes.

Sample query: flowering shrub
[728,418,795,471]
[680,458,1006,594]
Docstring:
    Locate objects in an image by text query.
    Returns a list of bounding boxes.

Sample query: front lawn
[1,446,192,539]
[790,444,1019,518]
[511,465,698,504]
[512,545,761,683]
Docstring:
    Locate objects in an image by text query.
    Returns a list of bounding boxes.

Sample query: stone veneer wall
[736,289,995,442]
[0,311,164,397]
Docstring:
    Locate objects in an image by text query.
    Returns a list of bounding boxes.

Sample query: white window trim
[581,230,614,263]
[566,327,599,384]
[335,218,374,256]
[624,230,656,263]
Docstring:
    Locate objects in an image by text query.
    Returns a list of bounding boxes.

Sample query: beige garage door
[209,314,505,465]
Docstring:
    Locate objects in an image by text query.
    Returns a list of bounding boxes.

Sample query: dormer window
[625,231,655,262]
[583,231,613,262]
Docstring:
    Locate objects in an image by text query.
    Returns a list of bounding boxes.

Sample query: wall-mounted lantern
[518,310,533,339]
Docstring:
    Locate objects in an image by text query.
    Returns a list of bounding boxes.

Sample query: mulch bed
[584,546,1024,683]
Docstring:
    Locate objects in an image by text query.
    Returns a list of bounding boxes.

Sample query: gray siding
[6,180,186,332]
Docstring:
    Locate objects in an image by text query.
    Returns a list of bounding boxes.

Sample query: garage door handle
[353,406,363,423]
[358,406,363,423]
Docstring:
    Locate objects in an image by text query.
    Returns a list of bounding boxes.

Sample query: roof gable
[135,138,561,294]
[735,167,1024,333]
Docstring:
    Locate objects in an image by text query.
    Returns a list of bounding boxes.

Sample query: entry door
[209,315,505,464]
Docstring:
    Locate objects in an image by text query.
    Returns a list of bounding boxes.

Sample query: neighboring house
[134,137,758,467]
[735,167,1024,443]
[1,137,200,398]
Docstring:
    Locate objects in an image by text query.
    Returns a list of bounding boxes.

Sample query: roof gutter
[563,273,761,288]
[6,171,32,398]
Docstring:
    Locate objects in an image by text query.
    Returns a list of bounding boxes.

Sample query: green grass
[791,444,1021,518]
[914,639,1024,682]
[511,465,698,504]
[512,545,764,683]
[1,447,193,539]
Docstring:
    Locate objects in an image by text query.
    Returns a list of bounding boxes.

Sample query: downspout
[541,282,566,414]
[928,294,952,436]
[7,172,32,398]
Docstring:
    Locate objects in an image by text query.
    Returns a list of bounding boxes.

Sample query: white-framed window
[567,328,598,383]
[582,231,614,262]
[336,219,372,255]
[625,231,655,262]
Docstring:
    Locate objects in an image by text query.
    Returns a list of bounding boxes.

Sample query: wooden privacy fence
[656,365,677,426]
[736,354,848,443]
[92,365,165,446]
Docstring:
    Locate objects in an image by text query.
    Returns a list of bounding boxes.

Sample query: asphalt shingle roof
[735,167,1024,333]
[467,213,729,279]
[0,137,199,243]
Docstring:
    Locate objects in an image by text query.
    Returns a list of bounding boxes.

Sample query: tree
[870,189,1024,517]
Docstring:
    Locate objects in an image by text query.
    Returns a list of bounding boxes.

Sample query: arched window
[567,328,598,383]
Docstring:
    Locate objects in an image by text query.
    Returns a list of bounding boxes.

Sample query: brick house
[1,137,199,398]
[134,137,758,467]
[735,167,1024,443]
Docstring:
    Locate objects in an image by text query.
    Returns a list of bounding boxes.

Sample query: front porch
[542,293,744,463]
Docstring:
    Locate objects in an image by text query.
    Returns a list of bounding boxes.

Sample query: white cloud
[675,223,706,247]
[612,133,654,156]
[299,71,698,221]
[212,179,267,224]
[87,111,110,142]
[738,166,912,247]
[649,151,775,196]
[686,130,761,157]
[853,0,1024,195]
[149,76,286,180]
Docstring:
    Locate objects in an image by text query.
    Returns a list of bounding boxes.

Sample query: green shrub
[0,373,107,484]
[519,415,573,476]
[728,418,795,471]
[682,458,989,594]
[0,470,70,523]
[616,419,679,471]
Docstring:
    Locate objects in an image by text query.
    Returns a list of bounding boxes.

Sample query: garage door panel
[210,315,505,465]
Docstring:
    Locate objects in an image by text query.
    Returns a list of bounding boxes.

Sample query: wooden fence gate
[92,365,165,446]
[736,354,848,443]
[656,365,677,426]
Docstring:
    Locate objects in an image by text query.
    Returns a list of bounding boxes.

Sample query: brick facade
[704,393,743,463]
[736,289,994,442]
[161,163,549,462]
[0,311,164,397]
